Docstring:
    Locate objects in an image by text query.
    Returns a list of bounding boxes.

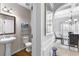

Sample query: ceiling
[18,3,78,13]
[18,3,32,10]
[18,3,66,11]
[53,3,65,12]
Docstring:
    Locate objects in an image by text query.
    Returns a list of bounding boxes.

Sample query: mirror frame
[0,13,16,35]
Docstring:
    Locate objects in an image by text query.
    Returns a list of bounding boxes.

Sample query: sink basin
[0,37,16,56]
[0,37,16,44]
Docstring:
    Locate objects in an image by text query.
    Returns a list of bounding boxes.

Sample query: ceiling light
[68,19,71,22]
[74,19,78,22]
[65,21,68,23]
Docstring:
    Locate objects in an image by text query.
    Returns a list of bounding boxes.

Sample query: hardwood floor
[57,47,79,56]
[12,49,32,56]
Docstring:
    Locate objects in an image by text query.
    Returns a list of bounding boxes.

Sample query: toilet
[23,36,32,52]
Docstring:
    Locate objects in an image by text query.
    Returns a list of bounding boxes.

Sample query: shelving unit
[21,23,30,37]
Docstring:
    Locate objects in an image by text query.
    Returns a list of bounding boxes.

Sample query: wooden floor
[12,49,32,56]
[57,47,79,56]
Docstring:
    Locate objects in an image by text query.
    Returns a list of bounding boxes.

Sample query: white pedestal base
[4,43,11,56]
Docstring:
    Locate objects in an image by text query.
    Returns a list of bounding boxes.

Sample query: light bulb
[65,21,68,23]
[2,6,8,12]
[68,19,71,22]
[9,8,13,13]
[74,19,78,22]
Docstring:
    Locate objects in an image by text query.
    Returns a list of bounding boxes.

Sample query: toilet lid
[25,42,32,46]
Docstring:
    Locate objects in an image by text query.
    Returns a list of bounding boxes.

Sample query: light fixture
[65,21,68,23]
[69,10,78,25]
[74,19,78,22]
[70,11,73,24]
[68,19,72,22]
[2,6,8,12]
[2,6,13,13]
[65,19,71,23]
[9,8,13,13]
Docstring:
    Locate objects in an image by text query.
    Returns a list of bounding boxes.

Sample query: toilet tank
[23,36,29,43]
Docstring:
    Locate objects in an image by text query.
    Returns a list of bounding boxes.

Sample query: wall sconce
[2,6,13,13]
[9,8,13,13]
[2,6,8,12]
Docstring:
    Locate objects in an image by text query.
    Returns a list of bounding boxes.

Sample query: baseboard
[11,47,26,55]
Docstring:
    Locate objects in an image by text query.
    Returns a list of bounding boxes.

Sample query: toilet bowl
[25,42,32,52]
[23,36,32,52]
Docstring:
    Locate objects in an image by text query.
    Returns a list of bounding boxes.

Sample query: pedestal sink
[0,37,16,56]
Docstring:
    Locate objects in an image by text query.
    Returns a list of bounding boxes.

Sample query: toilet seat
[25,42,32,46]
[23,36,32,52]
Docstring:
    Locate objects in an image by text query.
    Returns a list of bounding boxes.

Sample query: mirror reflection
[0,13,15,35]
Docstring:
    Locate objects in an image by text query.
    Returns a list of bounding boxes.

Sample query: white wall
[0,3,31,55]
[41,4,55,56]
[31,3,41,56]
[31,3,55,56]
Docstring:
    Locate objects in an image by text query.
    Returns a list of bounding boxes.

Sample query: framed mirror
[0,13,16,35]
[45,3,53,35]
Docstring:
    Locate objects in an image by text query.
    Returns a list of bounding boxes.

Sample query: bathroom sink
[0,37,16,44]
[0,37,16,56]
